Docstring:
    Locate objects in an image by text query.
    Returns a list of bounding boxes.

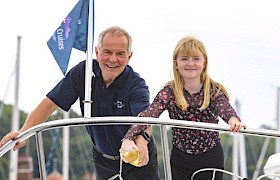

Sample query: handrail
[191,168,249,180]
[1,116,280,180]
[2,116,280,155]
[256,174,280,180]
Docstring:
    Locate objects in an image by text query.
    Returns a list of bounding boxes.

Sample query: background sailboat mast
[232,100,248,180]
[276,87,280,153]
[9,35,21,180]
[236,100,247,178]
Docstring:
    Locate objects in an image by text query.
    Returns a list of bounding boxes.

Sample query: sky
[0,0,280,129]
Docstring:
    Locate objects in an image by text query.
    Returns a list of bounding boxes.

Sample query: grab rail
[191,168,249,180]
[1,116,280,180]
[256,174,280,180]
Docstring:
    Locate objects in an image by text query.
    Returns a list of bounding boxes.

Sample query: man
[0,26,160,180]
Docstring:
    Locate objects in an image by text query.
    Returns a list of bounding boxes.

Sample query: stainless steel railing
[256,174,280,180]
[190,168,248,180]
[1,116,280,180]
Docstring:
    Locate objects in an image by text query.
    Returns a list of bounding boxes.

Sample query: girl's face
[175,51,205,81]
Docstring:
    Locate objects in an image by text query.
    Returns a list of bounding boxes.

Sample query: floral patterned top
[124,84,240,154]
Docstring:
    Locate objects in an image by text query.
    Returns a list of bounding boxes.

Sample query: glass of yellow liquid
[120,147,140,166]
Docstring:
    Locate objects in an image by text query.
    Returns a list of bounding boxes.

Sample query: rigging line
[74,126,92,172]
[46,127,78,179]
[252,137,271,180]
[53,133,78,180]
[0,70,15,120]
[247,135,261,163]
[68,156,77,180]
[52,130,78,180]
[45,128,60,173]
[223,134,232,165]
[49,135,75,179]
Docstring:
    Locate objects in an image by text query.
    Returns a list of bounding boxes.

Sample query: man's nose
[109,54,117,62]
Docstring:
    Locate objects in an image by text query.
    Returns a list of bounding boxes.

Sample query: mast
[232,99,247,180]
[9,36,21,180]
[276,87,280,153]
[235,100,247,178]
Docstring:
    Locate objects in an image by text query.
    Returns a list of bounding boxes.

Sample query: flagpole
[84,0,94,118]
[63,111,69,180]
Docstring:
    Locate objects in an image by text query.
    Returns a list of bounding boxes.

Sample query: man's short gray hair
[96,26,132,53]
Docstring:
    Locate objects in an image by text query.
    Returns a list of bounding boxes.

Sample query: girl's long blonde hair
[171,36,229,111]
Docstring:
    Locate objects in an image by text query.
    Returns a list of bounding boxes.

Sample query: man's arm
[0,97,58,150]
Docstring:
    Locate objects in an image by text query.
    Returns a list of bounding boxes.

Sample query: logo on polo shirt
[114,100,125,109]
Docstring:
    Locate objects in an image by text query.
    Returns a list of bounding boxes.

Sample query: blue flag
[47,0,94,75]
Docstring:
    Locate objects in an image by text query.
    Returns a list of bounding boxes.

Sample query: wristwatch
[138,131,151,142]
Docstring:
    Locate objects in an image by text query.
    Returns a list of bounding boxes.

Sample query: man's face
[95,33,132,85]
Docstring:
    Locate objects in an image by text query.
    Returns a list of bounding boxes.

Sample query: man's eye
[117,52,126,57]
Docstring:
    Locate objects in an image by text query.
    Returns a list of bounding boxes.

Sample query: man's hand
[0,131,26,151]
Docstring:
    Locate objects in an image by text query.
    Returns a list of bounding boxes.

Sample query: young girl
[121,36,247,180]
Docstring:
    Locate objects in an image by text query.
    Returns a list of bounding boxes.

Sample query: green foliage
[0,102,29,179]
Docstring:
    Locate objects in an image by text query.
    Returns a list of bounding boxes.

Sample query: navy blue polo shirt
[47,60,150,155]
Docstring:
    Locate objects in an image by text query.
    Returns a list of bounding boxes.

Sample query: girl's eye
[193,57,200,61]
